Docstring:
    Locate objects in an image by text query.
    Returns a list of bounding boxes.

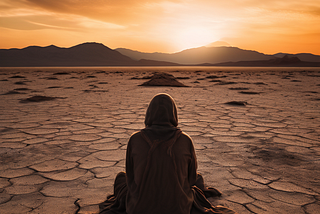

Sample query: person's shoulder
[179,131,193,143]
[127,131,142,147]
[130,131,142,139]
[176,131,195,151]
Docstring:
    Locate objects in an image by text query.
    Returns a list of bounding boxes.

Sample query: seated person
[99,93,236,214]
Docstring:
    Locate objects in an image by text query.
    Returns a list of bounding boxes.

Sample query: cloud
[77,17,125,29]
[0,0,128,31]
[1,0,319,53]
[0,13,125,31]
[0,16,45,30]
[2,0,319,29]
[13,0,182,24]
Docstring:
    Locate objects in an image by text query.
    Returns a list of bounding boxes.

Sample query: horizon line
[1,42,319,56]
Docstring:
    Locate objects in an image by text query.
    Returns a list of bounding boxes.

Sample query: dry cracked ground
[0,67,319,213]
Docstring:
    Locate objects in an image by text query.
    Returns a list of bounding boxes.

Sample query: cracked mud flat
[0,67,320,214]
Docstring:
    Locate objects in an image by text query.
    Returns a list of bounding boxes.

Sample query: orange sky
[1,0,320,55]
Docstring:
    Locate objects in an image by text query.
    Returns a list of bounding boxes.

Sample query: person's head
[145,93,178,127]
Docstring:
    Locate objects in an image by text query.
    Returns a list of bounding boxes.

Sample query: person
[99,93,236,214]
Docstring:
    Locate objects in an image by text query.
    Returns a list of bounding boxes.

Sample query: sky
[0,0,320,55]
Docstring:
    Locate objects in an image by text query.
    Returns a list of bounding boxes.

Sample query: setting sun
[172,25,220,51]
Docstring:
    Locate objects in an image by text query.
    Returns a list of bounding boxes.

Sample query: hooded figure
[99,93,235,214]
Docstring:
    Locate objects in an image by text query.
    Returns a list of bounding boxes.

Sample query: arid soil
[0,67,319,213]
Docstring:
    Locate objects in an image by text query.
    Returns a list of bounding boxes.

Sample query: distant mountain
[0,43,138,66]
[137,59,180,66]
[273,53,320,62]
[1,42,320,67]
[116,46,275,65]
[206,55,320,67]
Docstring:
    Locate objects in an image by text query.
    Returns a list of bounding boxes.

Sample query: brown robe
[99,94,235,214]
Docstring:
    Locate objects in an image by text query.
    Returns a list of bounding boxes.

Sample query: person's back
[126,130,197,214]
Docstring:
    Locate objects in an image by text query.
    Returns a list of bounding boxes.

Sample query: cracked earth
[0,67,319,213]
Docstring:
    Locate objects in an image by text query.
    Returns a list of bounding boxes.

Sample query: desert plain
[0,66,319,214]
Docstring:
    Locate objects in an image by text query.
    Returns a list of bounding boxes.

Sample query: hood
[144,93,178,127]
[142,93,180,144]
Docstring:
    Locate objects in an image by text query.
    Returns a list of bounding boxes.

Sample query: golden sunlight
[0,0,320,54]
[172,25,220,51]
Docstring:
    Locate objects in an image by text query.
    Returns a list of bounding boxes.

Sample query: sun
[172,26,219,51]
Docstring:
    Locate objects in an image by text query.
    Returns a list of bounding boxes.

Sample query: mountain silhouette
[1,42,320,67]
[0,42,138,66]
[207,55,320,67]
[116,46,275,65]
[273,53,320,62]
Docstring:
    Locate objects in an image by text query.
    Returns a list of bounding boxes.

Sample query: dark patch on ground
[83,90,109,93]
[47,86,61,89]
[3,90,26,95]
[53,72,70,75]
[215,81,236,85]
[95,70,107,74]
[14,88,30,91]
[251,146,305,166]
[9,75,26,78]
[206,75,219,79]
[46,77,59,80]
[20,95,63,103]
[303,91,318,94]
[139,72,188,87]
[209,79,222,83]
[89,84,98,88]
[206,75,227,79]
[282,76,292,79]
[239,91,260,94]
[229,87,250,90]
[254,82,267,85]
[0,128,15,133]
[14,81,26,85]
[307,74,320,77]
[225,101,247,106]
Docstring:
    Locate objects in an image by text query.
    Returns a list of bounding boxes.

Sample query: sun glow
[172,26,220,51]
[1,0,320,54]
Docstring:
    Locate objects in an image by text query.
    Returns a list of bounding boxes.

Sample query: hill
[273,53,320,62]
[207,55,320,67]
[0,43,138,67]
[116,46,275,65]
[1,42,319,67]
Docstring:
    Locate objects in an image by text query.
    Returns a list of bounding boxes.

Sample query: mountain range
[0,42,320,67]
[0,43,136,67]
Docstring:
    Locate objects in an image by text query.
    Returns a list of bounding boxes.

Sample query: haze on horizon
[0,0,320,55]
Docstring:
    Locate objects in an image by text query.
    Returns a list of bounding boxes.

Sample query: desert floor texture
[0,67,319,214]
